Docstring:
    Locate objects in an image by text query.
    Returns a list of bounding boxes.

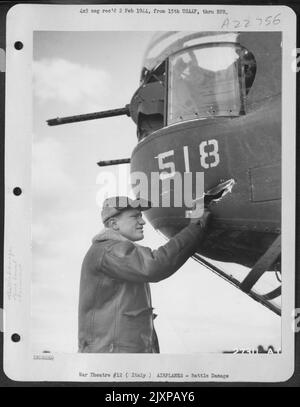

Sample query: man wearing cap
[78,196,210,353]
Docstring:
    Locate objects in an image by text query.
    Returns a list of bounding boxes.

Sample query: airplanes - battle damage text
[79,371,230,380]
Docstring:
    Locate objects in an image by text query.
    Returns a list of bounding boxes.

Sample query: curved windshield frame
[167,43,251,125]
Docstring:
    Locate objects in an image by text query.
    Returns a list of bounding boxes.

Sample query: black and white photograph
[3,4,297,383]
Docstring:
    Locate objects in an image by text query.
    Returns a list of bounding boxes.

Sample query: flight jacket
[78,222,205,353]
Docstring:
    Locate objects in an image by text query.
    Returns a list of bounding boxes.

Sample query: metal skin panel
[130,81,164,124]
[250,164,281,203]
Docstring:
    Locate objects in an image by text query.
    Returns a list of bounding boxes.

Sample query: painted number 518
[156,139,220,180]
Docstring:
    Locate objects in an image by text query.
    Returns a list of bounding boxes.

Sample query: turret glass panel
[167,44,254,125]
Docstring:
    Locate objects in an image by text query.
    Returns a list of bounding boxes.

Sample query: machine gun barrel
[47,105,130,126]
[97,158,131,167]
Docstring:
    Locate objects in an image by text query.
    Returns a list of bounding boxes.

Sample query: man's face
[114,208,146,241]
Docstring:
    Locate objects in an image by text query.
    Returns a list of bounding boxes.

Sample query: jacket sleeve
[100,223,205,283]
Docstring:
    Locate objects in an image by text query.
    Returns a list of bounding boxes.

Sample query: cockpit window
[167,44,256,125]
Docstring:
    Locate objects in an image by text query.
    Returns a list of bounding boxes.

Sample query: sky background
[31,31,281,354]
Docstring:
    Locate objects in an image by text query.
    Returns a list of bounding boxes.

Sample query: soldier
[78,196,210,353]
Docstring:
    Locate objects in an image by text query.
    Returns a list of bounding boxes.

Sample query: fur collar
[92,228,129,243]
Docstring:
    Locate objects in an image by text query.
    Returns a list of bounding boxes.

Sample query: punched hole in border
[13,187,22,196]
[14,41,23,50]
[11,333,21,342]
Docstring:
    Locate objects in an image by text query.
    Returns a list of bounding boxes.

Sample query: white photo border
[4,4,296,382]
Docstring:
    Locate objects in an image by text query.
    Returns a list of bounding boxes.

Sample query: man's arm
[100,214,209,283]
